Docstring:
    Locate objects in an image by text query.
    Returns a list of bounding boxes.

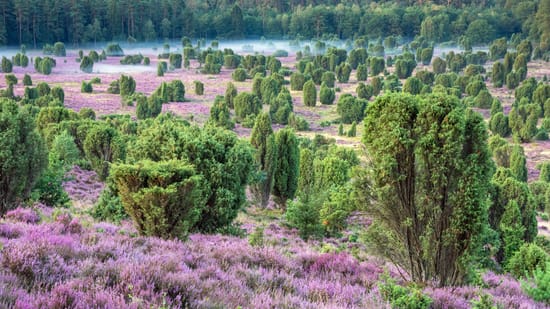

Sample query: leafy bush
[337,94,366,124]
[234,92,261,122]
[378,275,432,309]
[111,160,206,239]
[290,72,306,91]
[286,197,323,240]
[194,80,204,95]
[232,68,247,82]
[507,243,549,278]
[303,80,317,107]
[91,187,126,223]
[80,81,93,93]
[319,83,335,105]
[22,74,32,86]
[80,56,94,73]
[522,262,550,304]
[105,43,124,56]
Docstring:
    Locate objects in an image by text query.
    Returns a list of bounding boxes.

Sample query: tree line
[0,0,548,48]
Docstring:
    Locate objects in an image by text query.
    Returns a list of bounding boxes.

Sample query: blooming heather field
[0,206,546,309]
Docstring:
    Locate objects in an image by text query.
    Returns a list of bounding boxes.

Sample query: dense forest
[0,0,549,48]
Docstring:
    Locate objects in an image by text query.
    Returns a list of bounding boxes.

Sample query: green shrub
[347,121,357,137]
[234,92,261,122]
[232,68,247,82]
[194,80,204,95]
[285,197,323,240]
[522,262,550,304]
[32,168,69,207]
[290,72,306,91]
[337,94,366,124]
[111,160,206,239]
[356,64,368,81]
[22,74,32,86]
[303,80,317,107]
[80,56,94,73]
[248,226,265,247]
[288,113,309,131]
[378,275,432,309]
[91,187,127,223]
[507,243,549,278]
[319,83,335,105]
[81,81,93,93]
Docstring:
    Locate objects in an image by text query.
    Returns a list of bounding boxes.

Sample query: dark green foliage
[4,74,16,86]
[337,94,366,124]
[83,124,126,180]
[492,62,506,88]
[378,275,432,309]
[517,40,533,61]
[466,79,486,97]
[1,56,12,73]
[384,74,402,92]
[395,55,417,79]
[356,64,368,81]
[489,112,510,137]
[474,90,493,109]
[201,53,222,75]
[22,74,32,86]
[105,43,124,57]
[36,82,50,97]
[500,199,526,264]
[107,80,120,94]
[128,119,254,233]
[111,160,206,239]
[91,187,126,223]
[224,55,240,69]
[208,95,234,129]
[89,51,99,63]
[415,70,434,85]
[169,53,182,69]
[357,82,373,100]
[269,90,293,124]
[335,63,352,83]
[508,243,549,278]
[136,95,162,120]
[288,113,309,131]
[120,54,144,65]
[143,57,150,65]
[250,113,277,207]
[290,72,306,91]
[347,121,357,137]
[80,56,94,73]
[541,163,550,183]
[119,75,136,97]
[273,128,299,207]
[0,99,47,214]
[362,92,494,286]
[319,83,335,105]
[286,197,323,240]
[403,77,423,95]
[51,87,64,104]
[321,71,335,88]
[234,92,261,122]
[490,38,508,60]
[225,82,237,109]
[303,80,316,107]
[157,62,165,76]
[370,57,385,76]
[194,80,204,95]
[81,81,93,93]
[513,54,528,80]
[510,145,528,182]
[78,108,95,120]
[432,57,446,74]
[260,75,282,105]
[232,68,247,82]
[420,47,433,65]
[371,77,383,96]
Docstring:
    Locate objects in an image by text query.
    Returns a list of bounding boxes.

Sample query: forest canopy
[0,0,547,47]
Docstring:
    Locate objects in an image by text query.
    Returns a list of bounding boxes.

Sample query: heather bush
[4,207,40,224]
